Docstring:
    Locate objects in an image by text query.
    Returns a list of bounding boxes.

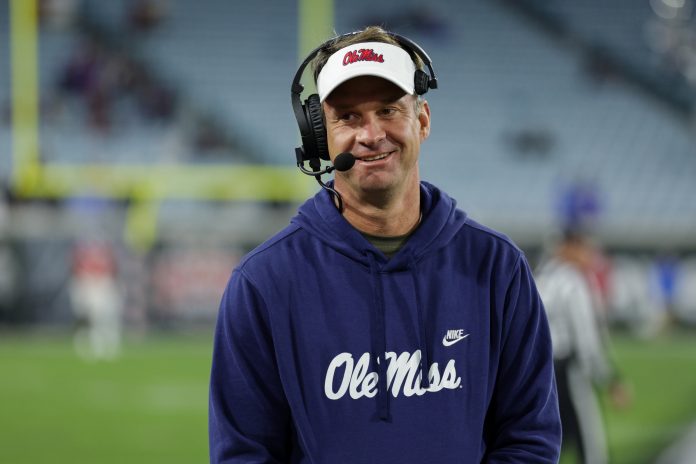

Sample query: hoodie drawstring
[410,257,431,390]
[366,253,431,422]
[367,252,391,422]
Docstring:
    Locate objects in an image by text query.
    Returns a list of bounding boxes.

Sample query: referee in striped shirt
[535,230,630,464]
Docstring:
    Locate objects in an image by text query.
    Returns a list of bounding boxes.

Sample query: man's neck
[337,181,421,237]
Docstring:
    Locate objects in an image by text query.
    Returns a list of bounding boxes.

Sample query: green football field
[601,331,696,464]
[1,329,695,463]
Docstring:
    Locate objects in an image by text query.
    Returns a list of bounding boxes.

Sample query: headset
[290,31,439,168]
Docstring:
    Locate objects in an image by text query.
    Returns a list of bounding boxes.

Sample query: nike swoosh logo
[442,334,469,347]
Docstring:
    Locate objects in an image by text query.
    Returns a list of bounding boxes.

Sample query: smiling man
[323,74,428,236]
[209,26,561,463]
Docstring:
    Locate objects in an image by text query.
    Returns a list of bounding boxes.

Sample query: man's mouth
[360,151,393,162]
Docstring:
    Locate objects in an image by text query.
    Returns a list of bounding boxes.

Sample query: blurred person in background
[0,237,17,322]
[536,229,632,464]
[209,26,560,463]
[0,187,18,321]
[650,251,680,330]
[69,239,123,361]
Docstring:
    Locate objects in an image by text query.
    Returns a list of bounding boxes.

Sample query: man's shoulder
[236,223,305,273]
[457,215,523,260]
[422,181,519,250]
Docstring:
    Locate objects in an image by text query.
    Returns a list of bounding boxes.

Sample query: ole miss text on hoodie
[209,182,561,463]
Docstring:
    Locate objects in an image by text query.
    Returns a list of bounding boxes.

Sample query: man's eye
[338,113,356,122]
[379,107,397,116]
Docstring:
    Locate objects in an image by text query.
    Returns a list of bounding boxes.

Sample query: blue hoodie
[209,182,561,463]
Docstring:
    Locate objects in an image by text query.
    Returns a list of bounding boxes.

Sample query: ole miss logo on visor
[343,48,384,65]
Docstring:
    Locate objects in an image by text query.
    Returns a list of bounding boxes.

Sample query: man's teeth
[363,152,390,162]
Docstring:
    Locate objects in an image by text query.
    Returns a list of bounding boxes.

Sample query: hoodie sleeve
[483,255,562,463]
[209,268,291,463]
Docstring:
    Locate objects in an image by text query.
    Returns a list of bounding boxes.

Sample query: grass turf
[1,330,695,463]
[603,331,696,464]
[560,330,696,464]
[0,331,213,463]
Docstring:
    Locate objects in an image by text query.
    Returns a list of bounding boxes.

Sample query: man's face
[323,76,430,198]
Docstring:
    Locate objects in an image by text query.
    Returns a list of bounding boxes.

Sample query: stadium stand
[0,3,11,179]
[81,0,299,164]
[2,0,695,248]
[330,0,696,247]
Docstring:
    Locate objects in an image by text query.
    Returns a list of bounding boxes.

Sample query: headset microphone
[296,152,355,176]
[296,152,356,211]
[332,152,356,172]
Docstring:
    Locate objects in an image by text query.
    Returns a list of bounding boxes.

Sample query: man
[536,230,630,464]
[209,26,561,463]
[69,239,123,361]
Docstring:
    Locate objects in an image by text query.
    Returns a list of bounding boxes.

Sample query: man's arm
[209,269,291,463]
[484,255,562,463]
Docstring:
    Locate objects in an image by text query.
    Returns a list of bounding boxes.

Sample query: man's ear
[419,100,431,141]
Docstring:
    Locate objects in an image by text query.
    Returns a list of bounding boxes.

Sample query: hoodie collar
[291,181,467,269]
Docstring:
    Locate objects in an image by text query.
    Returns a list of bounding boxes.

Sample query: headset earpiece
[305,94,329,161]
[414,69,430,96]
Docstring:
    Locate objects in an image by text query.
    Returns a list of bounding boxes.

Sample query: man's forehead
[324,76,409,108]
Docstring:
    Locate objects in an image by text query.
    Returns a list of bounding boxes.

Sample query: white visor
[317,42,416,102]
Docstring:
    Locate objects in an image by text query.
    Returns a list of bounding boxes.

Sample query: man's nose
[356,116,386,145]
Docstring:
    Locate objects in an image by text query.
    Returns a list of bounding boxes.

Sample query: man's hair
[311,26,426,84]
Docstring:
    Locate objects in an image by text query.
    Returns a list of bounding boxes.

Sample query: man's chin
[336,172,417,201]
[358,171,400,190]
[355,180,395,195]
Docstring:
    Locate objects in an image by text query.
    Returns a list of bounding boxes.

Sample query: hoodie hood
[291,181,468,269]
